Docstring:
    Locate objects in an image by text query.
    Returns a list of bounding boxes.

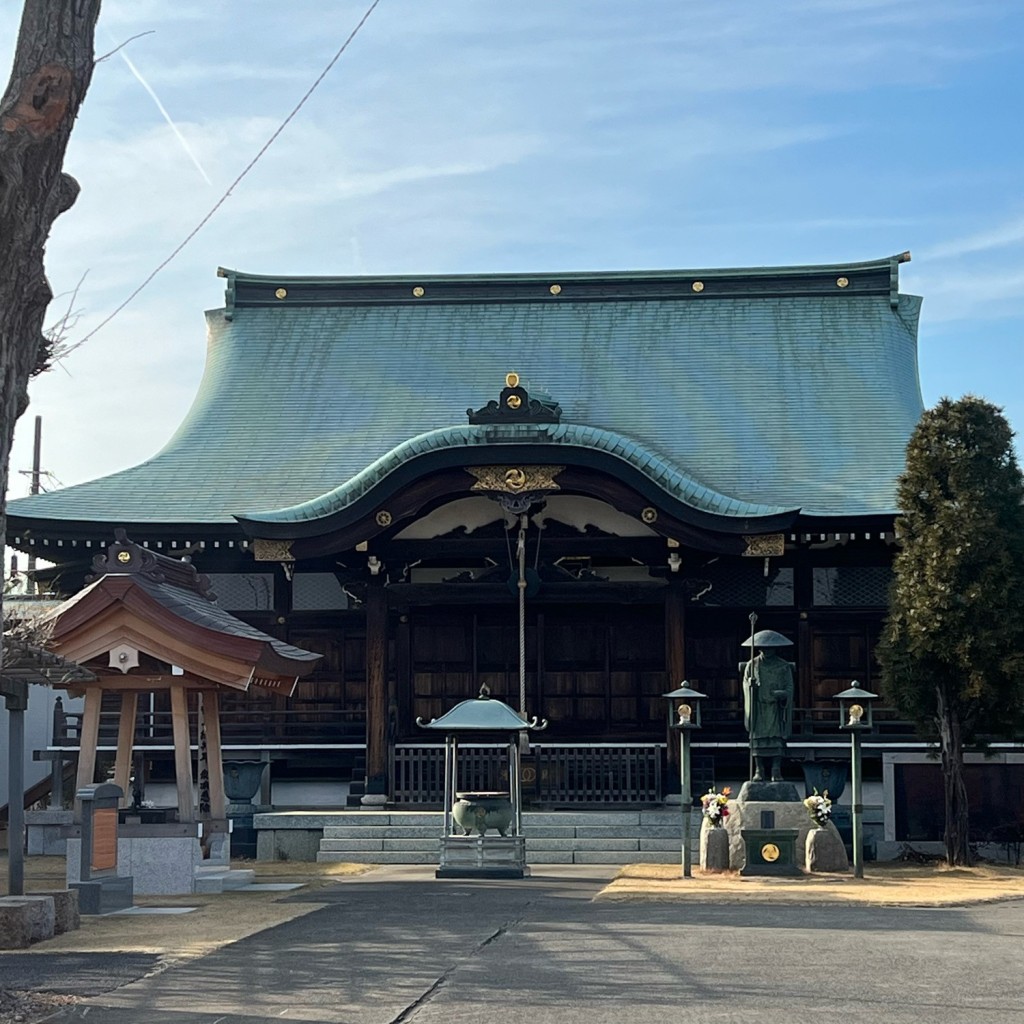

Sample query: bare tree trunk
[936,684,971,866]
[0,0,101,653]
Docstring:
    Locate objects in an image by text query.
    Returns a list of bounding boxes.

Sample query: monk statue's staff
[747,611,758,782]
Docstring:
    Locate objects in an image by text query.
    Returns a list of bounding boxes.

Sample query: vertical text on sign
[91,807,118,872]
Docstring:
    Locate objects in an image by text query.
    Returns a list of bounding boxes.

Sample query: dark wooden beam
[664,581,686,769]
[385,581,667,607]
[364,579,389,801]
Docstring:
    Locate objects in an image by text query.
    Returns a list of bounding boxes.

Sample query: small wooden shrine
[45,531,320,822]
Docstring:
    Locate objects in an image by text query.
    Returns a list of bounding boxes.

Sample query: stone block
[342,851,436,864]
[381,839,438,852]
[574,826,642,839]
[527,850,574,863]
[525,812,640,826]
[380,812,442,826]
[25,810,74,856]
[639,838,685,852]
[572,850,660,864]
[322,826,389,839]
[71,876,133,915]
[634,825,685,839]
[16,895,56,942]
[257,829,322,863]
[524,838,575,851]
[806,826,849,872]
[737,781,801,803]
[0,896,55,944]
[572,839,640,851]
[34,889,80,934]
[700,827,731,872]
[319,838,385,852]
[0,902,32,948]
[639,810,682,825]
[521,826,576,839]
[383,826,443,839]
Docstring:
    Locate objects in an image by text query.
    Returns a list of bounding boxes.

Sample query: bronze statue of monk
[740,629,795,782]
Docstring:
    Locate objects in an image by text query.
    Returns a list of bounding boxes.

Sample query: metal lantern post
[834,681,878,879]
[663,681,707,878]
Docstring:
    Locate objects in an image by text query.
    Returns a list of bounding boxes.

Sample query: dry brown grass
[1,855,372,958]
[602,860,1024,905]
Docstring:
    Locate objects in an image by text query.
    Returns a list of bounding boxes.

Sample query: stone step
[194,868,256,894]
[315,848,678,866]
[323,826,441,840]
[322,823,666,840]
[317,850,437,865]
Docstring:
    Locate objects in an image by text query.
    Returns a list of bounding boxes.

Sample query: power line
[76,0,384,348]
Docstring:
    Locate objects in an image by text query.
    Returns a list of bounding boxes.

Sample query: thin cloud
[919,215,1024,261]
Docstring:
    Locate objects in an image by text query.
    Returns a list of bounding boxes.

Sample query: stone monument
[67,783,134,915]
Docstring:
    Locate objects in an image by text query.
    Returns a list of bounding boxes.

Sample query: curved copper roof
[8,257,923,534]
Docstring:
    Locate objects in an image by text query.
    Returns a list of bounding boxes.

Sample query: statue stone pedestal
[725,782,813,871]
[700,825,730,872]
[737,781,799,803]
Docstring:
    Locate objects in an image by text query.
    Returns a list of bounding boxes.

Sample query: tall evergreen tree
[878,396,1024,865]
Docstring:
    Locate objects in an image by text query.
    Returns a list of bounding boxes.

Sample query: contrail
[119,50,213,186]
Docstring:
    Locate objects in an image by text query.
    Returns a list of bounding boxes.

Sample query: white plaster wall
[0,688,82,808]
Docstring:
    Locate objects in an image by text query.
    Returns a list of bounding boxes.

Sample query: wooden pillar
[795,551,814,709]
[797,616,813,717]
[665,582,687,769]
[393,610,411,739]
[364,579,389,803]
[203,689,227,819]
[170,685,195,822]
[113,691,139,807]
[74,687,103,802]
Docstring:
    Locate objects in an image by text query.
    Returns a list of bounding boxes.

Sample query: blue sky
[3,0,1022,500]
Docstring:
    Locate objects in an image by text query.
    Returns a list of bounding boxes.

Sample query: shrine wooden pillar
[170,684,195,822]
[364,578,390,803]
[203,690,227,819]
[74,687,103,803]
[113,691,138,807]
[664,580,686,770]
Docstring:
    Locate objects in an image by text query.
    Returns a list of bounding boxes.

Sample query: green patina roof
[242,423,795,525]
[8,257,923,530]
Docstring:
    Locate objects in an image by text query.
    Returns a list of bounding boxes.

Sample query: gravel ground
[0,990,78,1023]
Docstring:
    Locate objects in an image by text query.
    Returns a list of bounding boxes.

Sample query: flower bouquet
[700,787,732,828]
[803,789,832,828]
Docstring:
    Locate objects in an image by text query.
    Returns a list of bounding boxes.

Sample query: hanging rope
[517,513,527,717]
[75,0,384,348]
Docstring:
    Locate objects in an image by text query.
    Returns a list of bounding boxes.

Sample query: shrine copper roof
[8,256,923,534]
[48,533,320,690]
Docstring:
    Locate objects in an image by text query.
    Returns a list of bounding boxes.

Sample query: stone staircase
[316,809,698,865]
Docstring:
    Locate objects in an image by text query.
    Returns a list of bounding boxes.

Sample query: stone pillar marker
[69,783,134,914]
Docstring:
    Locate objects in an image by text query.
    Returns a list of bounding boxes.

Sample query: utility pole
[25,415,41,595]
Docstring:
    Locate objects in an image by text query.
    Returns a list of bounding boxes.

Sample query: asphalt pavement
[5,865,1024,1024]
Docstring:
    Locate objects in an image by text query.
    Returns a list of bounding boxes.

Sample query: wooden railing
[51,703,921,752]
[392,743,664,806]
[392,744,507,803]
[53,706,366,748]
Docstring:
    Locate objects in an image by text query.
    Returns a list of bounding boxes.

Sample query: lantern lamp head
[833,681,878,731]
[663,681,706,730]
